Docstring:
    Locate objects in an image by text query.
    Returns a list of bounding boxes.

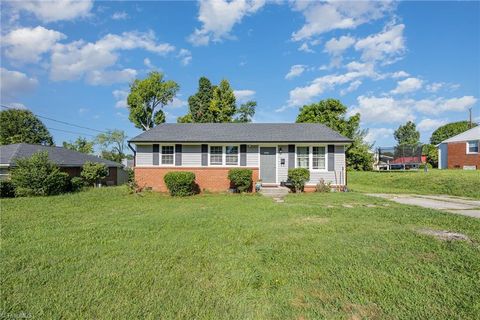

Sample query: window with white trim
[225,146,239,165]
[161,145,174,164]
[297,147,309,168]
[467,140,479,153]
[312,146,326,170]
[210,146,223,165]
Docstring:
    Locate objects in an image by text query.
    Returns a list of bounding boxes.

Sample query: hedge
[228,169,253,193]
[164,171,197,196]
[288,168,310,193]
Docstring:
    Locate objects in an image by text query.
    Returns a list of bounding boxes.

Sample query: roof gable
[129,123,351,143]
[442,126,480,144]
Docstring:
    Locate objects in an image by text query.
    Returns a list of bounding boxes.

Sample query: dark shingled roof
[129,123,352,143]
[0,143,122,167]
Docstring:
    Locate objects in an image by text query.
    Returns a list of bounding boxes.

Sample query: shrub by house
[81,162,109,187]
[288,168,310,193]
[164,171,196,196]
[228,169,253,192]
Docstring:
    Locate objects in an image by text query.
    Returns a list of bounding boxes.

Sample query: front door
[260,147,276,183]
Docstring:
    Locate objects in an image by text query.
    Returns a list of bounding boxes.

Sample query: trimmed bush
[81,162,109,187]
[164,171,196,196]
[419,163,433,170]
[70,177,85,192]
[0,180,15,198]
[10,151,70,197]
[228,169,253,193]
[288,168,310,193]
[315,179,331,193]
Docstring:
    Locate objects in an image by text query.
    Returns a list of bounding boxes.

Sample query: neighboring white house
[437,126,480,170]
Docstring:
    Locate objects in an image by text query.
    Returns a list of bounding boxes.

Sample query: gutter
[128,142,136,167]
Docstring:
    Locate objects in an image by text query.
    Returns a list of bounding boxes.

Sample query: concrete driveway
[366,194,480,219]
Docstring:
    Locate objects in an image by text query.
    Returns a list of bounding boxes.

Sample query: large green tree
[430,121,477,145]
[127,72,179,130]
[177,77,256,123]
[62,137,94,154]
[394,121,420,146]
[296,99,373,171]
[96,129,128,163]
[0,109,53,145]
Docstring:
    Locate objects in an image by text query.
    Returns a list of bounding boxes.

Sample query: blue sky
[1,0,479,148]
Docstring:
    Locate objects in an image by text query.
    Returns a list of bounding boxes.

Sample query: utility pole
[469,107,473,128]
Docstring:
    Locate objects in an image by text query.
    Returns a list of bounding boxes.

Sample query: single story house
[437,126,479,170]
[128,123,351,192]
[0,143,126,185]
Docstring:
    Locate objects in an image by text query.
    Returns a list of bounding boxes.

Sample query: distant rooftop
[129,123,351,143]
[0,143,122,167]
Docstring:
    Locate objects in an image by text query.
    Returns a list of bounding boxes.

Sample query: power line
[46,127,97,138]
[0,105,107,134]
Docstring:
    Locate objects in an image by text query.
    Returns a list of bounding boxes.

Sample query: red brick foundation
[134,167,259,192]
[447,142,480,169]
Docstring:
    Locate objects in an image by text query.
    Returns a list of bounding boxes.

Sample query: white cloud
[350,95,415,124]
[234,89,256,102]
[292,1,394,41]
[416,96,477,115]
[285,65,307,80]
[365,127,394,144]
[324,35,355,56]
[188,0,266,46]
[3,26,66,64]
[143,58,157,70]
[391,77,423,95]
[50,31,174,83]
[298,43,314,53]
[86,68,137,85]
[178,49,192,66]
[3,102,27,110]
[355,23,405,64]
[417,118,447,132]
[112,11,128,20]
[166,97,188,109]
[0,68,38,102]
[390,70,410,78]
[113,89,128,109]
[11,0,93,23]
[340,80,362,95]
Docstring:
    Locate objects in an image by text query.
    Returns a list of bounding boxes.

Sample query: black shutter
[240,144,247,166]
[152,144,159,165]
[175,144,182,166]
[288,144,295,169]
[201,144,208,166]
[328,145,335,171]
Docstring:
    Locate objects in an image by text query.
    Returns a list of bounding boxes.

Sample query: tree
[81,162,109,187]
[422,144,438,168]
[177,77,256,123]
[394,121,420,146]
[430,121,477,145]
[296,99,373,171]
[0,109,53,145]
[10,151,69,196]
[209,79,237,123]
[62,137,94,154]
[96,129,128,163]
[234,101,256,123]
[187,77,215,122]
[127,72,179,130]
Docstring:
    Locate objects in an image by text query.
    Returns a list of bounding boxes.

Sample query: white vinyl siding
[136,145,153,166]
[182,145,202,166]
[278,145,288,183]
[306,145,346,185]
[247,145,259,167]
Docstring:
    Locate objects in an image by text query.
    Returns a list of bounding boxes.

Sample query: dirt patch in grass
[417,228,471,242]
[343,302,383,320]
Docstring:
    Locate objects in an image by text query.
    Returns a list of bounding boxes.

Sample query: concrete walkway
[366,194,480,219]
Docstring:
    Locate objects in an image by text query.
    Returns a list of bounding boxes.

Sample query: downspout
[128,142,136,167]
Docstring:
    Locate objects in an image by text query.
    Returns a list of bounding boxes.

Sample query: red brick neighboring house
[437,126,480,169]
[129,123,352,192]
[0,143,125,185]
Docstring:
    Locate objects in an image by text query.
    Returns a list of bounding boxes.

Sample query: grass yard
[348,169,480,199]
[2,187,480,319]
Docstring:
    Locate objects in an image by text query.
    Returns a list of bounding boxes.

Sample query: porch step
[259,186,290,198]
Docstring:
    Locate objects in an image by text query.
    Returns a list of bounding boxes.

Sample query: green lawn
[2,187,480,319]
[348,169,480,199]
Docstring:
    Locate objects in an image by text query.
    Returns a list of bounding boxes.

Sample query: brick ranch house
[437,126,480,170]
[129,123,352,192]
[0,143,126,185]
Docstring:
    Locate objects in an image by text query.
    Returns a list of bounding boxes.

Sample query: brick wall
[447,142,480,169]
[135,167,259,192]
